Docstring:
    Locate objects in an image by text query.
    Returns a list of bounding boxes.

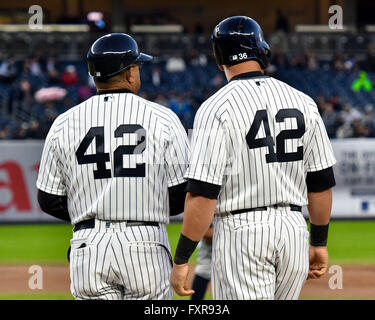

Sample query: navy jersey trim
[96,88,133,95]
[229,71,268,82]
[306,167,336,192]
[37,189,71,222]
[185,179,221,199]
[169,182,187,216]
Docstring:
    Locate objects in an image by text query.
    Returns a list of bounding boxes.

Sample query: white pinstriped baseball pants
[212,207,309,300]
[195,240,213,281]
[69,220,173,300]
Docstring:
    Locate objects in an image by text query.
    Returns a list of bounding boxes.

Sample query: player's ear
[218,65,224,71]
[123,66,141,93]
[123,68,133,84]
[127,66,140,84]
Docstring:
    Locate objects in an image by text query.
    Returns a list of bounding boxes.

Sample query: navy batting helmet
[211,16,271,69]
[87,33,153,80]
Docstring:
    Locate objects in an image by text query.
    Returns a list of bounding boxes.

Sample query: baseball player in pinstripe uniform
[37,33,190,300]
[191,226,213,300]
[171,16,336,300]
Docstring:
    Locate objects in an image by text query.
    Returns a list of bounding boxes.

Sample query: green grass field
[0,222,199,265]
[1,221,374,265]
[0,220,374,300]
[323,220,375,264]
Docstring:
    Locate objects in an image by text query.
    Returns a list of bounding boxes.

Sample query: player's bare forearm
[307,188,332,225]
[170,192,216,296]
[181,192,216,242]
[307,188,332,279]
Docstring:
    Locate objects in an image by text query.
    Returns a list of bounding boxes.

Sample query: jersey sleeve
[164,113,190,187]
[184,106,228,186]
[305,113,336,172]
[36,122,66,196]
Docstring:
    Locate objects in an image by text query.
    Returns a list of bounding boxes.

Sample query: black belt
[230,204,302,215]
[73,218,159,232]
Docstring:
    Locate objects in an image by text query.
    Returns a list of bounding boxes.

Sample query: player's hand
[170,263,195,296]
[308,245,329,279]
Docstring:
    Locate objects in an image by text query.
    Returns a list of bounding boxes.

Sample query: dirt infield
[0,264,374,299]
[0,265,70,293]
[300,265,375,299]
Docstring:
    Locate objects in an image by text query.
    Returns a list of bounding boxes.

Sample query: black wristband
[310,223,329,246]
[174,234,199,265]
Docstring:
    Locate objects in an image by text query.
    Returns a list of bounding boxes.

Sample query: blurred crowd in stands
[1,42,375,140]
[317,95,375,138]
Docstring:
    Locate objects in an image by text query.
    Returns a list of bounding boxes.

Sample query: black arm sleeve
[185,179,221,199]
[168,182,187,216]
[37,189,71,222]
[306,167,336,193]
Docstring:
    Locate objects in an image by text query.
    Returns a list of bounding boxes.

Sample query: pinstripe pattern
[186,75,335,300]
[37,92,189,300]
[37,93,189,225]
[70,222,172,300]
[195,240,213,281]
[212,207,309,300]
[185,76,336,212]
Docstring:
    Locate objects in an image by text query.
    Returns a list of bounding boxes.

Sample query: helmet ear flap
[265,48,271,64]
[212,41,224,66]
[259,44,271,69]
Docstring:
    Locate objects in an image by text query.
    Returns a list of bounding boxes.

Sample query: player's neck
[95,76,139,95]
[97,85,136,94]
[223,61,264,82]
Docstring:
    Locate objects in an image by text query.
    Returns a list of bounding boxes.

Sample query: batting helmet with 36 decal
[211,16,271,69]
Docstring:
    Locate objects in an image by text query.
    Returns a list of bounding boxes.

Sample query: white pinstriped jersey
[185,74,336,214]
[37,92,189,225]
